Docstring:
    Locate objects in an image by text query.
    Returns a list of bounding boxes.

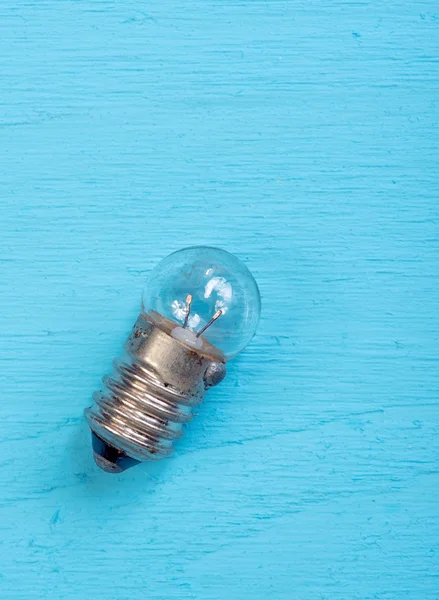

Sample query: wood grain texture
[0,1,438,599]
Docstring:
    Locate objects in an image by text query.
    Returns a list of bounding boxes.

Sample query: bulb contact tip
[91,431,140,474]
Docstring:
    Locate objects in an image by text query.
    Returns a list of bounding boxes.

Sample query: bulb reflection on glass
[142,246,261,360]
[85,246,260,473]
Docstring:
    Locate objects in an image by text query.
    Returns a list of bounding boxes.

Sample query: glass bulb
[142,246,261,360]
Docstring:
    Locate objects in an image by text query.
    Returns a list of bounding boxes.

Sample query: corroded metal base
[85,311,226,472]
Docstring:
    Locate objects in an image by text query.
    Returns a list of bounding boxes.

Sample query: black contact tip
[91,431,140,473]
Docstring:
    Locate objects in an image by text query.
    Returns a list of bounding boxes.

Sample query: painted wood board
[0,1,438,598]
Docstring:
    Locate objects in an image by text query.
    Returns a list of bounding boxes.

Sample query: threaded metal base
[85,311,226,470]
[86,354,202,461]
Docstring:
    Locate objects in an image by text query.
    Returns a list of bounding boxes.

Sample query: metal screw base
[85,312,226,472]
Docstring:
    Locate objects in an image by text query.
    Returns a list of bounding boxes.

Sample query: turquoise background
[1,2,438,599]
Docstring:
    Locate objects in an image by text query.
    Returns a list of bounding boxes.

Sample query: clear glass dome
[142,246,261,360]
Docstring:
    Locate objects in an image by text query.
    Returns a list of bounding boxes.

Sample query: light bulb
[85,246,260,473]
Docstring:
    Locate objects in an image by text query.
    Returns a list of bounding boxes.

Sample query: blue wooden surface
[1,2,438,599]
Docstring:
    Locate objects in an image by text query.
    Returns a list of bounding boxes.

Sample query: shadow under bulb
[85,246,261,473]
